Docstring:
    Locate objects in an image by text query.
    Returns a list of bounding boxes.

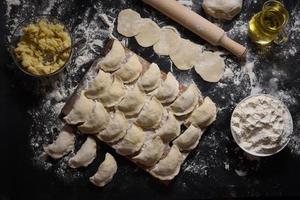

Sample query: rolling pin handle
[218,34,247,58]
[142,0,247,58]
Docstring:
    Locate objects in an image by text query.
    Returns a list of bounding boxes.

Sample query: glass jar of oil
[248,0,289,45]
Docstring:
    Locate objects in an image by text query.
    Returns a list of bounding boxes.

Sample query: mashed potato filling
[14,19,71,75]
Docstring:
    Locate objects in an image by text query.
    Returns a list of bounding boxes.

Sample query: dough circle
[117,9,141,37]
[170,39,202,70]
[153,26,181,56]
[194,51,225,83]
[134,19,161,47]
[202,0,243,20]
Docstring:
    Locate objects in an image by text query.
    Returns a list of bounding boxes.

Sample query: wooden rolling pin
[143,0,247,57]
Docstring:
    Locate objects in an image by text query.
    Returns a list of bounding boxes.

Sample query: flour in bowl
[231,94,293,156]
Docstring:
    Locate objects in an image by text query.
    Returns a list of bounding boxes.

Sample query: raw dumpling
[90,153,117,187]
[169,83,200,116]
[85,70,112,100]
[150,145,183,181]
[43,126,75,159]
[78,101,109,134]
[173,125,203,151]
[97,111,128,143]
[156,112,181,143]
[170,39,202,70]
[99,40,125,72]
[98,77,125,107]
[134,18,161,47]
[138,63,161,92]
[113,124,146,156]
[68,137,97,168]
[64,91,95,125]
[133,136,165,167]
[153,26,181,56]
[117,86,146,117]
[155,72,179,104]
[194,51,225,83]
[115,54,142,83]
[117,9,141,37]
[202,0,243,20]
[136,97,163,129]
[186,97,217,128]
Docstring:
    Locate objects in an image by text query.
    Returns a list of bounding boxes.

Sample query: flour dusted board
[60,39,217,183]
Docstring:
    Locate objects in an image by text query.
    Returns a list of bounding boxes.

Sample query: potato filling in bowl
[14,19,71,76]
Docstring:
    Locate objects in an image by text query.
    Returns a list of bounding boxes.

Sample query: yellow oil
[248,1,289,45]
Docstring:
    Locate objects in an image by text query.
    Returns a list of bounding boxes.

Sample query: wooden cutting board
[59,39,204,183]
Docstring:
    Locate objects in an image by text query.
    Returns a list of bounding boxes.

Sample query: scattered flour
[4,0,118,180]
[4,0,300,184]
[231,95,293,155]
[5,0,21,16]
[234,169,247,177]
[224,161,230,170]
[177,0,194,9]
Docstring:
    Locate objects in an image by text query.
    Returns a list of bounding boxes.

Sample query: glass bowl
[230,94,293,157]
[10,15,73,78]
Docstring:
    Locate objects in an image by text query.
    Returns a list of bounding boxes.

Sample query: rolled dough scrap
[117,9,141,37]
[194,51,225,83]
[134,19,161,47]
[153,26,181,56]
[170,39,202,70]
[202,0,243,20]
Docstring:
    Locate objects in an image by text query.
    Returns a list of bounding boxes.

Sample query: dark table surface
[1,0,300,199]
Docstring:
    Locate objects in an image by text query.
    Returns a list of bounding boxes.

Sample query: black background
[0,0,300,199]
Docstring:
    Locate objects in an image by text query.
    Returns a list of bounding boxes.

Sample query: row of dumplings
[43,126,117,187]
[117,9,225,83]
[43,39,217,186]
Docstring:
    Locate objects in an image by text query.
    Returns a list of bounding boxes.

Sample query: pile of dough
[43,126,75,159]
[194,51,225,83]
[90,153,117,187]
[202,0,243,20]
